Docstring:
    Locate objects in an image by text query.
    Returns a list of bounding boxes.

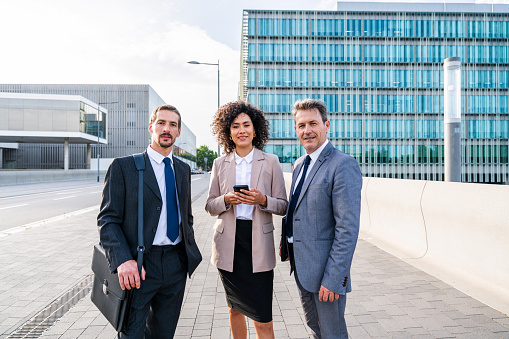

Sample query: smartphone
[233,184,249,193]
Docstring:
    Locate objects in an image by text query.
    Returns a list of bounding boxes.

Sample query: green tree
[196,145,217,171]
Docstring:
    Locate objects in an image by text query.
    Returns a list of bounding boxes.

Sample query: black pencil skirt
[218,219,274,323]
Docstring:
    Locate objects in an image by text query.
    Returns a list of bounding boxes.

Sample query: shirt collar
[307,139,329,164]
[234,147,254,165]
[147,145,173,165]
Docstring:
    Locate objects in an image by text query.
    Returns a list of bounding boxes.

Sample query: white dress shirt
[288,139,330,243]
[147,146,182,245]
[235,148,254,220]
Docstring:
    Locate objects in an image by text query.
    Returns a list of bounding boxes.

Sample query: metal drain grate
[7,274,94,339]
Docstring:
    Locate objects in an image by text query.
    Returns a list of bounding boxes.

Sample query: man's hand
[117,260,146,290]
[279,245,289,261]
[319,285,339,302]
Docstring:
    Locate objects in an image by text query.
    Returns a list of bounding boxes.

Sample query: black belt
[152,242,182,250]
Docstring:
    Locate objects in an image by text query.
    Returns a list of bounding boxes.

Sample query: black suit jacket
[97,151,202,277]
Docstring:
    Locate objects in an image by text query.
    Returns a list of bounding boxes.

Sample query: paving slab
[1,187,508,338]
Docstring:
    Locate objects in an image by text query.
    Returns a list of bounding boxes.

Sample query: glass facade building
[240,2,509,183]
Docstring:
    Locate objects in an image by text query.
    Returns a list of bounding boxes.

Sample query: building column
[86,144,91,169]
[0,149,3,169]
[64,138,69,170]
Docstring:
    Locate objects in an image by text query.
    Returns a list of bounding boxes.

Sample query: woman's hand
[224,191,242,206]
[235,188,267,207]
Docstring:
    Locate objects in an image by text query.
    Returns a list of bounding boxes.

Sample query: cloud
[0,1,239,150]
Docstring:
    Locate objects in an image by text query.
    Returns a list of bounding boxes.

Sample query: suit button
[156,207,161,211]
[152,228,156,233]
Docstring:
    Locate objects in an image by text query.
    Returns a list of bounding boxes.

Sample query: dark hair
[292,99,328,123]
[150,104,181,129]
[211,100,269,154]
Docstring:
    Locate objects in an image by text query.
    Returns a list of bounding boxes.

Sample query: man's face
[148,110,181,153]
[294,108,330,154]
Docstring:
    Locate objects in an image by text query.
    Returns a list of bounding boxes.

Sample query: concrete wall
[0,170,106,185]
[284,173,509,316]
[361,177,509,316]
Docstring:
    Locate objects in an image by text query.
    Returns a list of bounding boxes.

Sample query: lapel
[172,156,186,205]
[250,148,265,190]
[290,157,304,192]
[286,156,304,214]
[143,152,162,201]
[224,152,236,192]
[295,142,334,210]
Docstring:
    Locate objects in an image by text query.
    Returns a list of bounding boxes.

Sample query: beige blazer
[205,148,288,273]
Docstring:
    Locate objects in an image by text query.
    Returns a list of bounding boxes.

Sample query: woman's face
[230,113,254,149]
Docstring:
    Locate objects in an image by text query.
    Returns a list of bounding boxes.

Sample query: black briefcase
[90,244,132,332]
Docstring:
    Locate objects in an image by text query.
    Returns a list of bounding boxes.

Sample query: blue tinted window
[364,45,413,62]
[311,44,361,62]
[416,20,463,37]
[364,20,413,37]
[468,21,509,38]
[311,19,361,36]
[311,69,362,87]
[257,18,308,36]
[364,70,414,87]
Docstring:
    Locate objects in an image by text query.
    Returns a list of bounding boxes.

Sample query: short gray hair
[292,99,328,123]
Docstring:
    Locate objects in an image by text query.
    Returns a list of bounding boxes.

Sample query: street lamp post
[96,101,118,182]
[188,60,221,157]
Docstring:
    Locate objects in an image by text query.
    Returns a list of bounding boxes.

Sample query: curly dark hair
[211,100,270,154]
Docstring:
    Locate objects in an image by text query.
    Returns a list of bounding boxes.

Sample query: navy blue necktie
[163,157,179,242]
[286,155,311,238]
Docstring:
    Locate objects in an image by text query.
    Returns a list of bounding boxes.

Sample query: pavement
[1,188,509,338]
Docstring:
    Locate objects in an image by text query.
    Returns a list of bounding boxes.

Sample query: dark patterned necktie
[286,155,311,238]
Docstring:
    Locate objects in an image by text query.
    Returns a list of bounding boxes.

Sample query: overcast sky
[0,0,492,150]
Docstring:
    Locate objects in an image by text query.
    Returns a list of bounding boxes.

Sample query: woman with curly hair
[205,101,288,339]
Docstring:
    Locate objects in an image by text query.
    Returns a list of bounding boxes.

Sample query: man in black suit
[98,104,202,338]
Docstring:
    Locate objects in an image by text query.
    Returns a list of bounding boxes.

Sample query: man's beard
[156,134,174,148]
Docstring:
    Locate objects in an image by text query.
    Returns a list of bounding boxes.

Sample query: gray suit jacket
[289,142,362,295]
[97,151,202,277]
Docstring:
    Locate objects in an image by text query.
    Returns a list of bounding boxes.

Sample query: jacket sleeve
[97,158,133,273]
[321,155,362,295]
[205,158,231,216]
[260,156,288,216]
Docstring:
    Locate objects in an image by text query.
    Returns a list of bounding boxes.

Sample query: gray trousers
[294,263,348,339]
[120,244,187,339]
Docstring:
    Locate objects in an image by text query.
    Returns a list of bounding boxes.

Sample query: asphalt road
[0,174,211,232]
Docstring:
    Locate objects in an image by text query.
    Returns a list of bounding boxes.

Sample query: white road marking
[191,178,201,182]
[57,190,82,194]
[0,205,100,236]
[0,203,28,210]
[89,191,103,194]
[0,185,101,200]
[53,196,77,200]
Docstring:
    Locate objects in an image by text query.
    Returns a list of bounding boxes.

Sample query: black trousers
[120,243,187,339]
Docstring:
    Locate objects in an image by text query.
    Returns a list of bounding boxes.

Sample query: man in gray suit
[98,104,202,338]
[283,99,362,339]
